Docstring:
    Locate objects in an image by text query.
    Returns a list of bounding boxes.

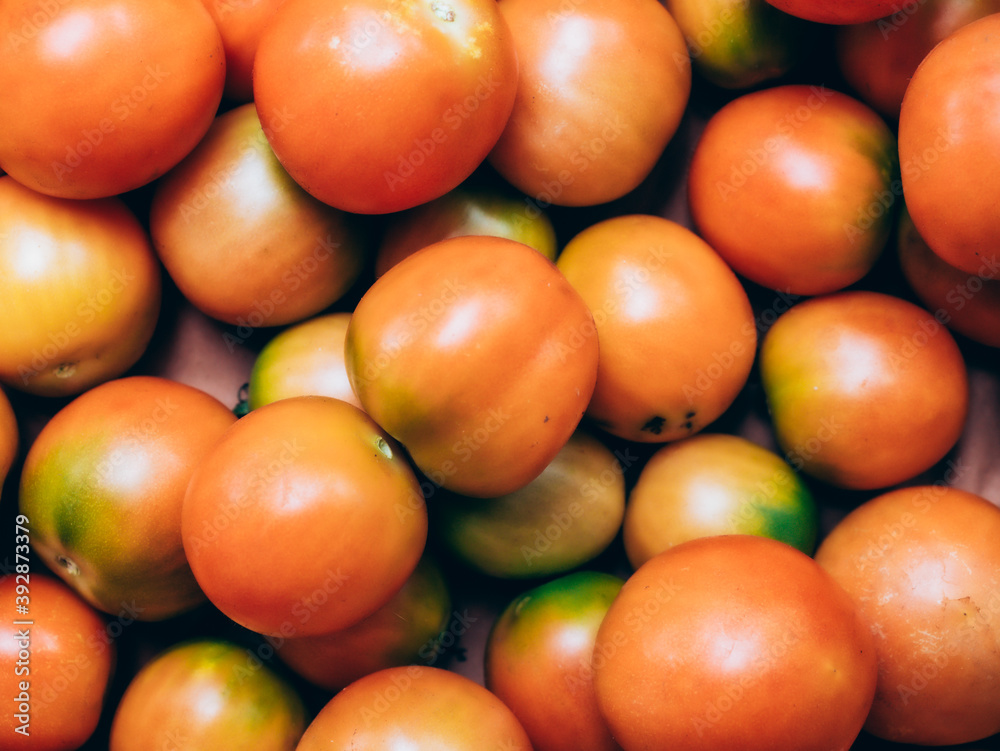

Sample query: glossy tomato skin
[181,396,428,637]
[109,639,306,751]
[815,486,1000,745]
[836,0,1000,120]
[253,0,518,215]
[488,0,690,207]
[150,103,365,328]
[346,235,599,498]
[623,433,818,569]
[592,535,878,751]
[0,387,16,486]
[199,0,282,101]
[0,574,115,751]
[247,312,363,411]
[0,0,225,198]
[556,215,756,443]
[296,665,532,750]
[688,85,898,295]
[898,13,1000,274]
[898,203,1000,348]
[0,177,162,398]
[276,554,451,692]
[759,290,969,489]
[430,430,626,578]
[765,0,895,24]
[19,376,237,620]
[375,186,558,278]
[485,571,625,751]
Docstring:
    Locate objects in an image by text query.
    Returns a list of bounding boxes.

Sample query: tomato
[150,103,365,328]
[0,574,115,751]
[181,395,427,637]
[430,430,626,579]
[765,0,895,24]
[623,433,818,569]
[487,0,690,207]
[836,0,1000,120]
[815,486,1000,745]
[375,185,558,278]
[898,203,1000,348]
[760,290,969,489]
[664,0,807,89]
[19,376,236,620]
[296,665,532,750]
[485,571,624,751]
[0,387,17,487]
[253,0,518,214]
[0,177,162,398]
[109,639,306,751]
[247,312,363,411]
[556,215,756,443]
[898,12,1000,275]
[0,0,224,199]
[688,85,898,296]
[345,235,599,498]
[276,554,451,692]
[198,0,282,101]
[592,535,878,751]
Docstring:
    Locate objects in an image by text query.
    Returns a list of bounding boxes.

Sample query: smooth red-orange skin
[836,0,1000,120]
[181,396,428,637]
[689,85,897,295]
[151,103,365,328]
[253,0,518,215]
[815,486,1000,745]
[0,177,162,398]
[296,666,532,750]
[0,574,115,751]
[898,204,1000,348]
[486,572,625,751]
[199,0,282,101]
[0,0,225,198]
[0,388,16,486]
[19,376,237,620]
[488,0,690,207]
[760,291,969,490]
[557,215,756,443]
[592,535,878,751]
[766,0,895,24]
[346,235,599,498]
[898,13,1000,275]
[276,555,451,692]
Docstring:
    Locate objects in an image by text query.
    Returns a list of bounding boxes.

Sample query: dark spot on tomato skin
[543,415,549,423]
[685,411,696,419]
[641,416,666,435]
[683,421,694,430]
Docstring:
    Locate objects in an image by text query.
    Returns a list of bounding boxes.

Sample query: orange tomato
[198,0,283,101]
[898,12,1000,274]
[181,396,427,637]
[556,215,756,443]
[0,574,115,751]
[346,235,598,498]
[0,177,162,398]
[0,387,17,487]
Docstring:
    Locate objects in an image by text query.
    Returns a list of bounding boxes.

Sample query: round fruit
[181,396,427,637]
[759,290,969,489]
[0,387,16,487]
[898,12,1000,274]
[109,639,306,751]
[557,215,756,443]
[623,433,818,569]
[19,376,237,620]
[688,84,897,295]
[346,235,599,498]
[150,103,365,328]
[765,0,894,24]
[0,177,162,397]
[0,574,115,751]
[486,571,625,751]
[815,486,1000,745]
[592,535,878,751]
[295,665,532,750]
[0,0,225,198]
[198,0,282,101]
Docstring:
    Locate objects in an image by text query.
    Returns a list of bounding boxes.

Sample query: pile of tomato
[1,0,1000,749]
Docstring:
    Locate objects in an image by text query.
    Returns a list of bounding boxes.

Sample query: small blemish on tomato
[641,416,666,435]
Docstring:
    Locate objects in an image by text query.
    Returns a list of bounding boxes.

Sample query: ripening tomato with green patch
[253,0,518,214]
